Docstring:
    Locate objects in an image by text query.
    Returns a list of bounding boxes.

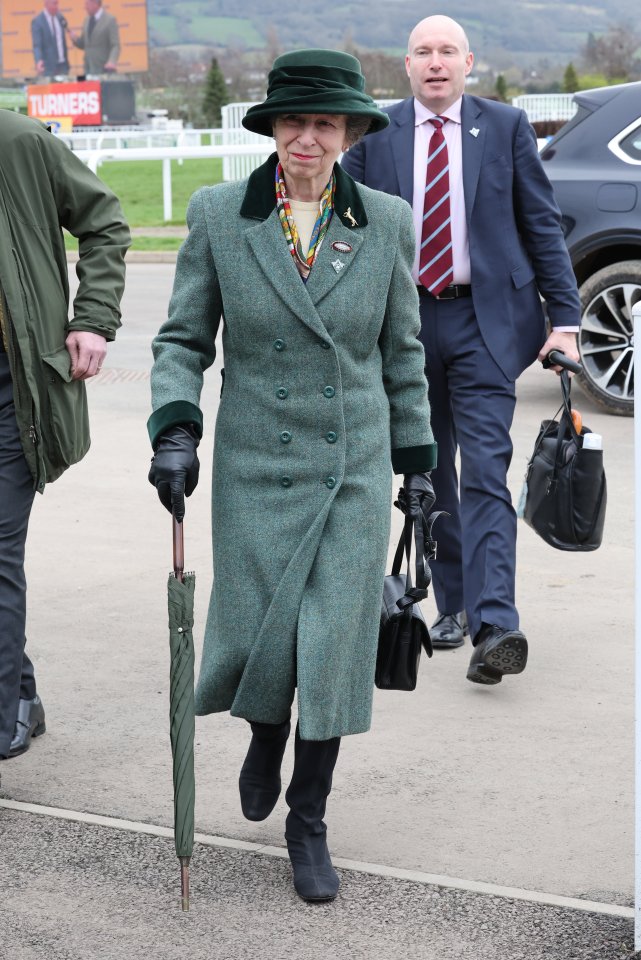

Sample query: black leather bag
[519,371,606,551]
[376,512,440,691]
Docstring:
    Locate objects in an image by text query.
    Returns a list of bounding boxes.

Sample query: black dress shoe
[430,611,468,649]
[467,624,528,685]
[8,696,46,758]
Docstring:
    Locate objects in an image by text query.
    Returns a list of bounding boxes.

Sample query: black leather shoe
[239,717,291,821]
[8,696,46,758]
[430,611,468,649]
[467,625,528,685]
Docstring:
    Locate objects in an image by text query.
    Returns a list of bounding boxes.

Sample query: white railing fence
[76,143,273,220]
[512,93,577,122]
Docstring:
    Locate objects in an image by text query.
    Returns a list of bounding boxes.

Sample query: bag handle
[391,511,446,611]
[527,370,582,471]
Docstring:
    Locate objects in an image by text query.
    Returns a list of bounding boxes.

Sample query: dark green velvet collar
[240,152,368,229]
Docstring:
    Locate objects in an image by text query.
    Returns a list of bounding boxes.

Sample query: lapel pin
[331,240,353,253]
[331,258,346,274]
[469,127,480,138]
[343,207,358,227]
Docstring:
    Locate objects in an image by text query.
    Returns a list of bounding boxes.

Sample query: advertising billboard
[27,79,101,123]
[0,0,149,79]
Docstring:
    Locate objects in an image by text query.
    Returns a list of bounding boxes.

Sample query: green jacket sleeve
[379,199,437,475]
[48,134,130,341]
[148,188,222,447]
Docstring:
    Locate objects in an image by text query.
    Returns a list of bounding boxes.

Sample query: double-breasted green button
[273,339,285,351]
[277,387,288,399]
[280,476,292,488]
[320,341,331,350]
[323,386,335,398]
[325,431,337,444]
[325,476,337,489]
[280,431,292,444]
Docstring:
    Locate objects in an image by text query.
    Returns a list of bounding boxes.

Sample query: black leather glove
[398,472,436,523]
[148,424,200,523]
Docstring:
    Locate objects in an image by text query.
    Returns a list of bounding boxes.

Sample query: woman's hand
[148,425,200,522]
[399,472,436,522]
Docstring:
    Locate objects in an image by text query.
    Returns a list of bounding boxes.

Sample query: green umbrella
[167,517,195,911]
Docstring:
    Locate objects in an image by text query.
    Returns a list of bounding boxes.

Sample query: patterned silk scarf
[275,161,335,282]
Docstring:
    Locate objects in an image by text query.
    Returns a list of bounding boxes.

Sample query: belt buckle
[436,286,456,301]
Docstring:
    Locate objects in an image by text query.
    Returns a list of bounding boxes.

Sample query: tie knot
[429,117,447,130]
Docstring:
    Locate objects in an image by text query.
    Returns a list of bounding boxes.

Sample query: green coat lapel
[305,214,365,306]
[244,212,327,339]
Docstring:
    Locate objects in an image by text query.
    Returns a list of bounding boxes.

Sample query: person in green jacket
[148,50,437,903]
[0,110,129,763]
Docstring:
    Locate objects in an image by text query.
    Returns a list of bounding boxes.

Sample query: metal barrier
[512,93,577,122]
[59,127,227,151]
[76,143,273,220]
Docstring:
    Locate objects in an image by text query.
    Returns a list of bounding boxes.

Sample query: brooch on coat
[343,207,358,227]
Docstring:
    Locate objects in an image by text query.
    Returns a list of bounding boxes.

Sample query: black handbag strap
[391,511,446,611]
[528,370,582,473]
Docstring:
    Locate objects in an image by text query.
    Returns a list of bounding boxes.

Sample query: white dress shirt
[411,96,470,286]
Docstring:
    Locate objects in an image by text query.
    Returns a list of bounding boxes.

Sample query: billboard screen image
[0,0,149,79]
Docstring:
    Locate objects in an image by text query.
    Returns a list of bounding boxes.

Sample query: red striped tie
[419,117,453,297]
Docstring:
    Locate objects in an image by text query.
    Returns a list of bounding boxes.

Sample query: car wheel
[576,260,639,416]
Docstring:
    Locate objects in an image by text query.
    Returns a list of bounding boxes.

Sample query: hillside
[148,0,640,63]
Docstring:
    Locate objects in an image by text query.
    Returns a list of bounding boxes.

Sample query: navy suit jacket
[31,11,69,76]
[342,95,580,381]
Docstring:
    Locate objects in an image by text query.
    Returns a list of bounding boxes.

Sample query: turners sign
[27,82,102,126]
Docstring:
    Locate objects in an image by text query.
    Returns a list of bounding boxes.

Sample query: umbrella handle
[173,516,184,583]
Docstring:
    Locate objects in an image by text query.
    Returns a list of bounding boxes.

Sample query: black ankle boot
[285,726,341,902]
[239,716,291,821]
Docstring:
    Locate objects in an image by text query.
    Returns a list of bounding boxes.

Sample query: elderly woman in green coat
[148,49,437,903]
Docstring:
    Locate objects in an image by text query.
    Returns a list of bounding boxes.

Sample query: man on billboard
[70,0,120,74]
[31,0,70,77]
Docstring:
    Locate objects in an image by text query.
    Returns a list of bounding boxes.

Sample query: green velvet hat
[242,48,390,137]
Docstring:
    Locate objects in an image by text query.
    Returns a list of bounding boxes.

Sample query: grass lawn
[64,234,184,252]
[95,158,224,227]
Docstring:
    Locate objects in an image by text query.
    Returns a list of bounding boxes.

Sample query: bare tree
[581,24,641,81]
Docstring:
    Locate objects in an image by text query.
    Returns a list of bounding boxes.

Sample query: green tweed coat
[149,155,436,740]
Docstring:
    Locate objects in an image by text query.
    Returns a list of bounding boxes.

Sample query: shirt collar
[413,96,462,127]
[93,7,104,19]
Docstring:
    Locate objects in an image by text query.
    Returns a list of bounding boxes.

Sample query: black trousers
[0,353,36,756]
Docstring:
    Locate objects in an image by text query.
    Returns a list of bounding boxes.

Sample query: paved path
[130,226,188,238]
[0,264,635,959]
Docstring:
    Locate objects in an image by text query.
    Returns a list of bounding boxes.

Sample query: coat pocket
[511,264,536,290]
[41,346,90,470]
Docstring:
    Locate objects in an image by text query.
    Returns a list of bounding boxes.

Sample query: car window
[540,103,592,159]
[619,123,641,161]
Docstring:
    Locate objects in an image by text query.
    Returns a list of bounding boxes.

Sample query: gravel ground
[0,810,635,960]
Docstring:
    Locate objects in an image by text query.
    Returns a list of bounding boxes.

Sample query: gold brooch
[343,207,358,228]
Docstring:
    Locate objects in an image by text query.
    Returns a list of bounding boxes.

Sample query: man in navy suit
[31,0,69,77]
[342,15,580,685]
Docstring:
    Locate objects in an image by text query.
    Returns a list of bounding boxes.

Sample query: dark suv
[541,81,641,415]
